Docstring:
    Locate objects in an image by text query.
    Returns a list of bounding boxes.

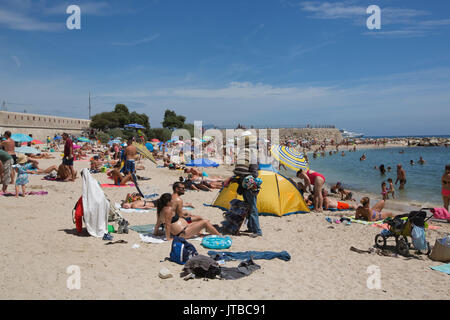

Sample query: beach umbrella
[157,142,164,145]
[151,138,160,142]
[15,146,40,154]
[270,145,309,172]
[11,133,33,143]
[145,142,154,152]
[78,137,90,143]
[108,140,121,145]
[185,158,219,168]
[125,123,145,129]
[54,136,62,140]
[32,139,44,144]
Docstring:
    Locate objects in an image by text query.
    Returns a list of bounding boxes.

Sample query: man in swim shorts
[122,138,138,175]
[395,164,407,190]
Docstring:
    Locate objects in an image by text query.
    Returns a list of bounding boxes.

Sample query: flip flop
[105,240,128,245]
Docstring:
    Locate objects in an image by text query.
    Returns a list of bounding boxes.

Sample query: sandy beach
[1,151,449,300]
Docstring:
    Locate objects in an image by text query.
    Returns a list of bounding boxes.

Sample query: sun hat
[17,154,28,164]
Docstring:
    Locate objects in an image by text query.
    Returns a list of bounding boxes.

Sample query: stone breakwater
[407,137,450,147]
[216,128,343,143]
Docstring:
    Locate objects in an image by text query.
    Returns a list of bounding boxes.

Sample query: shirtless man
[322,189,357,210]
[395,164,407,190]
[122,138,138,175]
[1,131,16,182]
[171,182,202,222]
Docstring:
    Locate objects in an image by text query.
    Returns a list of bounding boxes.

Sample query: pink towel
[100,183,135,188]
[432,208,450,220]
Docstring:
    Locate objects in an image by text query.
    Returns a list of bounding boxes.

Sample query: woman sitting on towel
[153,193,220,240]
[355,197,394,221]
[107,167,133,186]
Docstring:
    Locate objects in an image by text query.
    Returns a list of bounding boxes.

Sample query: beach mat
[430,263,450,275]
[349,217,384,225]
[1,191,48,196]
[130,224,157,234]
[100,183,135,188]
[309,205,354,212]
[116,203,192,212]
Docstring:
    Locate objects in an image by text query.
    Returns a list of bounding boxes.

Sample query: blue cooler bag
[411,225,427,251]
[201,235,232,249]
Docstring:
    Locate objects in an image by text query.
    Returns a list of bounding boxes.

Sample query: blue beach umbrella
[77,137,90,142]
[15,146,40,154]
[11,133,33,143]
[125,123,145,129]
[145,142,154,152]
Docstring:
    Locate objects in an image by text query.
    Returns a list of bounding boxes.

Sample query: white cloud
[111,33,160,46]
[10,55,21,67]
[0,8,63,31]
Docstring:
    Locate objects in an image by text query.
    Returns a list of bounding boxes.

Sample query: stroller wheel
[375,234,387,249]
[396,239,409,256]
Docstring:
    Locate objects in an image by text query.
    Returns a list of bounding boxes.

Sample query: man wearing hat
[0,149,13,193]
[224,135,262,237]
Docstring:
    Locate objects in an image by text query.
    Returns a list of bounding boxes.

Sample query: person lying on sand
[322,189,357,210]
[355,197,394,221]
[153,193,220,240]
[27,153,54,159]
[338,186,354,201]
[121,193,157,209]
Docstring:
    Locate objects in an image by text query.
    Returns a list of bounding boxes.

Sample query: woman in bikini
[442,164,450,211]
[153,193,220,240]
[355,197,394,221]
[297,169,326,212]
[121,193,157,209]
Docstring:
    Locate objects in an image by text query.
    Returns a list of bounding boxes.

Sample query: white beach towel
[139,233,203,244]
[81,168,109,238]
[114,203,152,213]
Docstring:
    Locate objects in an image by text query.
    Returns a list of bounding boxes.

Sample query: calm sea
[308,146,449,206]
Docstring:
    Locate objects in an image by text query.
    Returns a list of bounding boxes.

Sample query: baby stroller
[374,208,433,256]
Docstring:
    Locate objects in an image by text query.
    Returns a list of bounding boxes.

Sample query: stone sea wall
[0,111,90,141]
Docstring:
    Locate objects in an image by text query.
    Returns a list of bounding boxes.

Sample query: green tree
[162,109,186,130]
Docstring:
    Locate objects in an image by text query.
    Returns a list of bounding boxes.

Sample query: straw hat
[17,154,28,164]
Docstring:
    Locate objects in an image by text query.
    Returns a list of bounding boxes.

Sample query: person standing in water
[395,164,407,190]
[442,164,450,211]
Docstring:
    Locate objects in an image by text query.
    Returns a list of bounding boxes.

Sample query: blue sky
[1,0,449,136]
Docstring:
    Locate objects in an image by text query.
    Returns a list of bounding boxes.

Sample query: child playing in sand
[387,178,395,199]
[381,181,388,200]
[14,155,34,197]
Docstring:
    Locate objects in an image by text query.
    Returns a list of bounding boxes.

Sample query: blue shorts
[121,160,135,174]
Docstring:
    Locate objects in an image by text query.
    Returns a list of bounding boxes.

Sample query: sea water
[308,146,449,207]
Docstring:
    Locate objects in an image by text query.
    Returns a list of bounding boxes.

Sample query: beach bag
[169,236,198,265]
[411,224,427,251]
[221,199,250,235]
[72,197,84,233]
[201,235,232,249]
[429,236,450,262]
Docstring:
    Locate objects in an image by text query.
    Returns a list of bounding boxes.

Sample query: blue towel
[207,250,291,262]
[430,263,450,275]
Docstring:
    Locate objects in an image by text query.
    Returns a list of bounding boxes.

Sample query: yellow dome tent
[210,169,309,217]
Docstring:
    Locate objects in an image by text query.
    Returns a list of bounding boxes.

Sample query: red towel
[432,208,450,220]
